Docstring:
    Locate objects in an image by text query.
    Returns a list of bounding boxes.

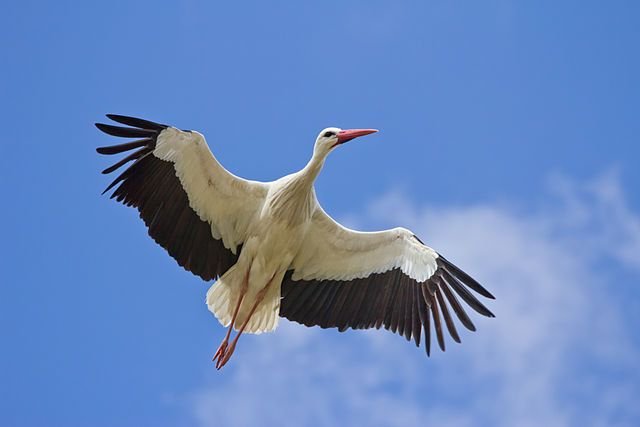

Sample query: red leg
[212,272,248,365]
[216,275,276,370]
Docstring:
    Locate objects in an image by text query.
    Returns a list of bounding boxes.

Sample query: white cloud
[183,173,640,427]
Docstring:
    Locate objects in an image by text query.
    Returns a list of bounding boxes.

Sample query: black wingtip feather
[436,288,461,343]
[441,270,495,318]
[430,293,446,352]
[425,304,432,357]
[101,153,152,195]
[106,114,167,131]
[437,276,477,332]
[95,122,158,138]
[101,147,151,174]
[96,139,151,155]
[438,256,495,300]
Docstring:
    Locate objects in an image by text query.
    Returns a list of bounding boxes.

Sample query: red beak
[336,128,378,145]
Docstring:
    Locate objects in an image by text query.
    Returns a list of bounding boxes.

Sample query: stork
[96,115,495,369]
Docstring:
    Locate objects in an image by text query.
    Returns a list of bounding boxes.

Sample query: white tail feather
[206,266,280,334]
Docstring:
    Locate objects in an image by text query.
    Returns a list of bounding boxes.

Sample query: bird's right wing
[96,114,268,281]
[280,206,494,355]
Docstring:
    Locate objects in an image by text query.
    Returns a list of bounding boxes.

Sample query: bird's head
[314,127,378,156]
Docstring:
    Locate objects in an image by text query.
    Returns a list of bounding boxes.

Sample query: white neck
[299,146,329,185]
[266,147,327,225]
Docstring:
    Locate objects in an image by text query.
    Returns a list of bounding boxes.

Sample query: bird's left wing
[280,206,495,355]
[96,114,268,282]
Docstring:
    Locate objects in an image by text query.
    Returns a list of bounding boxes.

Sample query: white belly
[206,216,310,334]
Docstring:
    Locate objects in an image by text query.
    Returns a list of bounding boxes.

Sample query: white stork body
[209,174,317,335]
[96,115,495,368]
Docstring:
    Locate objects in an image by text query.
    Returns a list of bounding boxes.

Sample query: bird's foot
[212,339,228,365]
[216,340,237,370]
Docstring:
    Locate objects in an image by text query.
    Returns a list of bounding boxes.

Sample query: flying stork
[96,114,495,369]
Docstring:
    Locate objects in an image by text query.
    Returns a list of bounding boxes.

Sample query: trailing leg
[212,271,249,366]
[216,274,277,369]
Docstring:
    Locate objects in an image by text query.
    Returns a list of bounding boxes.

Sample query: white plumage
[154,127,267,253]
[96,115,495,369]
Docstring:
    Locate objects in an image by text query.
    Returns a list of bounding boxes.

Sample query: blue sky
[2,1,639,426]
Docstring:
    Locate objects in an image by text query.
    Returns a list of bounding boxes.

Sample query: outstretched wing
[280,206,495,355]
[96,114,268,281]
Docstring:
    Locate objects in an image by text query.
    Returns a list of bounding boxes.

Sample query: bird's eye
[323,131,335,138]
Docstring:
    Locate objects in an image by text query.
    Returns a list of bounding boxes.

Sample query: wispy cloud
[182,172,640,427]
